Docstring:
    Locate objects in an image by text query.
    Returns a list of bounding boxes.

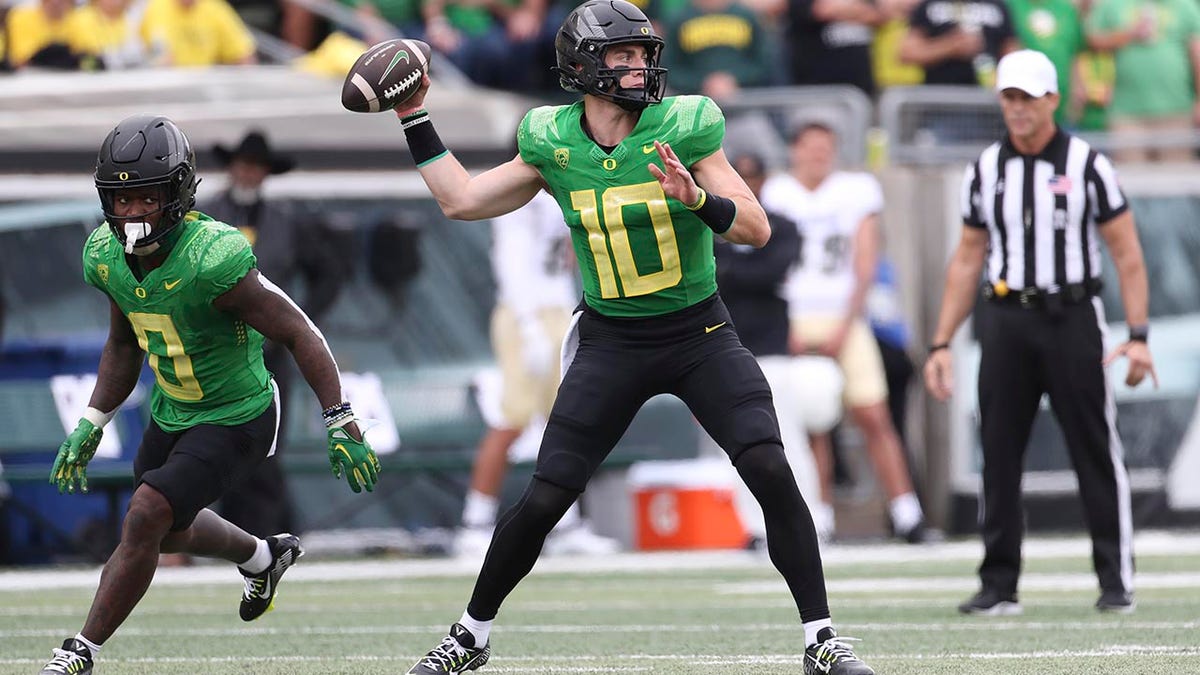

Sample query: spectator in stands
[659,0,775,101]
[342,0,422,45]
[1076,48,1115,131]
[1086,0,1200,162]
[456,188,619,559]
[1008,0,1085,126]
[5,0,76,69]
[714,153,823,546]
[760,122,931,543]
[418,0,550,91]
[68,0,150,69]
[900,0,1017,87]
[872,0,925,88]
[140,0,257,66]
[784,0,885,96]
[200,130,348,540]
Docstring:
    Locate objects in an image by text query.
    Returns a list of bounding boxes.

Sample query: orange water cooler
[628,459,747,551]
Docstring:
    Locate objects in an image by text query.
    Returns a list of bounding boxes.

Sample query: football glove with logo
[328,423,381,493]
[50,419,103,494]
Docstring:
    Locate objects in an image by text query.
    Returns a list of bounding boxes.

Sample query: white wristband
[83,406,116,428]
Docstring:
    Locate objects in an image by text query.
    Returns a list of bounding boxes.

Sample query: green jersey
[82,212,274,432]
[518,95,725,318]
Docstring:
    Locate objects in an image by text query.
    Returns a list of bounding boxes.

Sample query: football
[340,39,431,113]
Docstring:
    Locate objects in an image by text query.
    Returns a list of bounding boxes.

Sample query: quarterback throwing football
[393,2,875,674]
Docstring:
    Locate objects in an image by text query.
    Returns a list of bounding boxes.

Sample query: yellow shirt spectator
[6,0,75,68]
[140,0,256,66]
[67,0,141,62]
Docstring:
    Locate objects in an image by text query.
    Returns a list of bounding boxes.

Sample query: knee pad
[506,476,580,530]
[733,443,792,482]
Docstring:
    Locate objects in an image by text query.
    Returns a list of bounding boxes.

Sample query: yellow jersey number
[570,182,682,299]
[128,312,204,401]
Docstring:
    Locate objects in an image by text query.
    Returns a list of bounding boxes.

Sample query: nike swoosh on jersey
[642,144,657,154]
[164,279,182,290]
[705,322,726,334]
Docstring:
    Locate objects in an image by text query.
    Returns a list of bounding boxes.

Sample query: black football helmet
[555,0,667,111]
[95,114,198,251]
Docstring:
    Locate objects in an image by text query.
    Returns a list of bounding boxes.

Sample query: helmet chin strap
[123,221,159,256]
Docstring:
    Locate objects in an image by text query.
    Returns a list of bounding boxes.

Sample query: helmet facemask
[98,179,192,255]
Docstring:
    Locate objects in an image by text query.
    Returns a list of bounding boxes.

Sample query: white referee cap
[995,49,1058,97]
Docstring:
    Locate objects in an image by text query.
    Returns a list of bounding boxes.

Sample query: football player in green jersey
[38,114,380,675]
[393,2,874,674]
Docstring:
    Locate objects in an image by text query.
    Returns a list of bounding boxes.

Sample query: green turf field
[3,532,1198,674]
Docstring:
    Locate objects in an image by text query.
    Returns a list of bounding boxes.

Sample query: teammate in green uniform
[394,2,874,674]
[38,114,380,675]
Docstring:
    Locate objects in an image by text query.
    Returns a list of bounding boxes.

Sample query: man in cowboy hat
[202,130,348,541]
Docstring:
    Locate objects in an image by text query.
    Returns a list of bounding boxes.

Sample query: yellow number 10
[128,312,204,401]
[570,182,682,299]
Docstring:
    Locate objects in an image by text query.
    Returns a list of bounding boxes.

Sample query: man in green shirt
[38,114,380,675]
[388,2,876,674]
[1008,0,1085,124]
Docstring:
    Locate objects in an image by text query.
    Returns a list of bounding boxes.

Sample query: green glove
[50,418,103,494]
[327,423,381,493]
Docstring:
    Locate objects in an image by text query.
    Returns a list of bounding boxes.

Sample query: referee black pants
[976,297,1134,597]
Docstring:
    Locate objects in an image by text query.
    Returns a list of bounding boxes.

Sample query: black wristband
[928,342,950,355]
[402,115,448,167]
[1128,324,1149,343]
[685,188,736,234]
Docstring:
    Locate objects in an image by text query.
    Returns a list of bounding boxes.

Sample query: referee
[924,50,1157,616]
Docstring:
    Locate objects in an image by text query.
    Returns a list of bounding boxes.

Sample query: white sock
[889,492,924,534]
[462,490,500,530]
[458,610,493,646]
[74,633,102,656]
[238,538,272,574]
[803,618,833,647]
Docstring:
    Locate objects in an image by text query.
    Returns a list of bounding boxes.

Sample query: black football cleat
[958,588,1022,616]
[804,627,875,675]
[1095,589,1135,614]
[239,533,303,621]
[39,638,94,675]
[406,623,491,674]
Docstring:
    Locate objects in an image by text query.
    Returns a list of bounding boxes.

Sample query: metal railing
[721,85,874,170]
[879,85,1200,165]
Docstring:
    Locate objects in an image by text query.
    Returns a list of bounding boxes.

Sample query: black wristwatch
[1128,324,1149,343]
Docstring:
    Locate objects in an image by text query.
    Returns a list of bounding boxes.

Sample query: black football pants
[975,298,1134,598]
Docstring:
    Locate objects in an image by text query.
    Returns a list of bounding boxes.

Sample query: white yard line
[3,530,1199,592]
[2,645,1199,666]
[2,620,1198,639]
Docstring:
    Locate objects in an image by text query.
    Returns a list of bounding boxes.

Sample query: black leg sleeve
[735,443,830,623]
[467,476,579,621]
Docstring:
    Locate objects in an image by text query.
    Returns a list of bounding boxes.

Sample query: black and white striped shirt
[961,129,1128,291]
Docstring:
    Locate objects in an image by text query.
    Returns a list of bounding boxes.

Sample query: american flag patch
[1048,175,1073,194]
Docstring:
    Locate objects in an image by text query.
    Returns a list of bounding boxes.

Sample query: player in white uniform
[456,190,619,557]
[760,122,929,543]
